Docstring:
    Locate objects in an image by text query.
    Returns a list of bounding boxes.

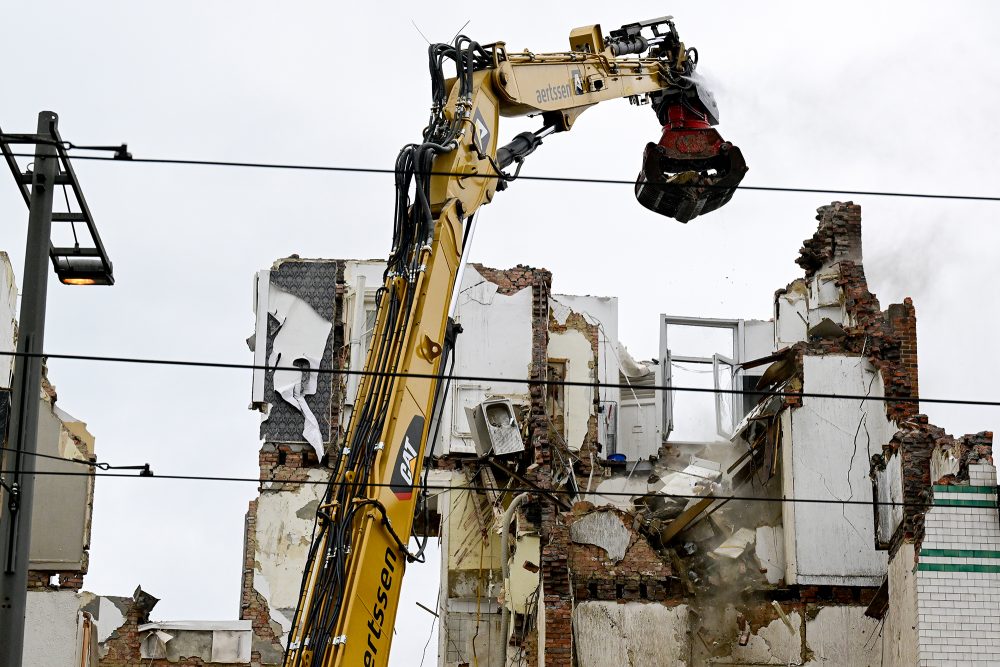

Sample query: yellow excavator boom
[283,17,745,667]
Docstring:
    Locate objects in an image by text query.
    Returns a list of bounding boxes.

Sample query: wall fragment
[569,510,631,563]
[573,601,689,667]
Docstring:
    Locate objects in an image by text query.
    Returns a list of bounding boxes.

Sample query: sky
[2,1,999,663]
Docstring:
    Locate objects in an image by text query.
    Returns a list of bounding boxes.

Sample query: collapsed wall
[486,201,994,666]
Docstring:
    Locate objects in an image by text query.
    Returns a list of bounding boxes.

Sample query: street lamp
[0,111,115,667]
[53,255,115,286]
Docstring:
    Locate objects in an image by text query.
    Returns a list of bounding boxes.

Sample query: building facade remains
[5,201,998,665]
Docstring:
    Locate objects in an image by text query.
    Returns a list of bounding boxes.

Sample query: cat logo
[389,416,424,500]
[472,108,491,154]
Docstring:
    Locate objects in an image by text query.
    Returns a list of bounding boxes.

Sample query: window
[659,317,746,443]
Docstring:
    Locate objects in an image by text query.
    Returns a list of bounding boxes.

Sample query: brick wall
[566,506,674,604]
[780,202,920,422]
[883,416,993,556]
[795,201,864,277]
[518,267,580,667]
[26,570,84,591]
[470,263,547,296]
[239,259,350,666]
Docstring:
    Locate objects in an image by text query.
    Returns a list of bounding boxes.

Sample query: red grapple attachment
[635,104,748,223]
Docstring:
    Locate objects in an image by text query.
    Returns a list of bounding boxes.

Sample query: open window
[712,352,740,438]
[660,316,748,444]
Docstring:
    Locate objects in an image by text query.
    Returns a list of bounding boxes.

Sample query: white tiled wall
[915,463,1000,666]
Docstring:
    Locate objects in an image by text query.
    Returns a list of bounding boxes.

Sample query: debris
[659,497,714,544]
[754,525,785,585]
[771,601,795,634]
[737,613,750,646]
[666,548,696,595]
[712,528,755,559]
[679,517,716,544]
[807,317,847,339]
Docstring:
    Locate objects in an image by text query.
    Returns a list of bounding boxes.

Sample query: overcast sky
[3,2,999,663]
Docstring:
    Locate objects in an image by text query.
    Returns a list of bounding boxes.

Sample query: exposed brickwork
[26,570,84,591]
[471,263,546,296]
[795,201,863,277]
[95,588,223,667]
[328,264,348,456]
[879,415,994,557]
[778,202,920,422]
[566,508,674,603]
[797,585,879,605]
[239,260,348,665]
[520,267,578,667]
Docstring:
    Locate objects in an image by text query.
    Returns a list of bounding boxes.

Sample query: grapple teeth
[635,128,748,223]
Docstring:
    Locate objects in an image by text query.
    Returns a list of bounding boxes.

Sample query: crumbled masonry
[12,201,997,665]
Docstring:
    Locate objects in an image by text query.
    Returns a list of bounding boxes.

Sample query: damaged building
[235,202,997,666]
[2,250,254,667]
[7,200,997,665]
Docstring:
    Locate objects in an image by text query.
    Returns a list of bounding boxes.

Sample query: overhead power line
[0,445,152,474]
[1,467,981,511]
[2,349,997,408]
[5,150,1000,203]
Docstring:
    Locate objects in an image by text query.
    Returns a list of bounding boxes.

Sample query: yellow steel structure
[284,18,744,667]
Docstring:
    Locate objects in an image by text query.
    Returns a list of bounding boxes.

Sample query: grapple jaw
[635,106,748,223]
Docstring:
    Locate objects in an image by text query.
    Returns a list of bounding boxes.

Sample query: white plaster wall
[1,251,16,388]
[441,266,532,455]
[779,408,799,585]
[875,450,904,546]
[788,355,891,586]
[774,281,809,347]
[806,269,848,328]
[883,542,921,667]
[548,327,594,452]
[343,260,387,413]
[574,601,688,667]
[699,605,802,665]
[804,605,882,665]
[743,318,776,362]
[254,469,329,645]
[505,534,539,615]
[23,591,87,667]
[551,293,619,413]
[96,596,125,643]
[342,260,385,294]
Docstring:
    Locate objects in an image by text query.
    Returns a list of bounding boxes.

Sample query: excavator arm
[284,17,745,667]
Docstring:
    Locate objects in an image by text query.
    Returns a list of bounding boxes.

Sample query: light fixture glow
[52,255,114,286]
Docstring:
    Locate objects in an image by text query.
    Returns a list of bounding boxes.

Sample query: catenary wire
[4,150,1000,203]
[0,467,988,511]
[1,349,997,408]
[0,445,149,472]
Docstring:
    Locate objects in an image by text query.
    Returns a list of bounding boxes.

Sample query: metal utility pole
[0,110,115,665]
[0,110,59,666]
